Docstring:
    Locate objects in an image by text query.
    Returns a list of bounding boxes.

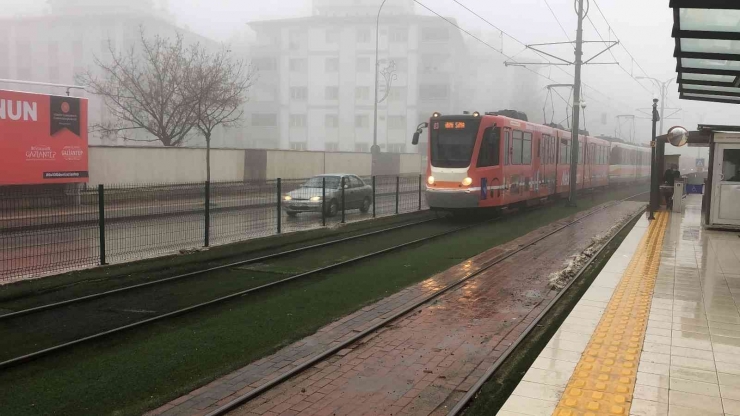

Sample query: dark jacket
[664,169,675,186]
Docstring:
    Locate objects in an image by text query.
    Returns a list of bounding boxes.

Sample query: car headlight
[310,196,321,202]
[283,195,292,201]
[427,176,435,185]
[461,177,473,186]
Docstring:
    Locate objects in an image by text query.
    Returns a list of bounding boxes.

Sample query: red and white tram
[412,112,649,210]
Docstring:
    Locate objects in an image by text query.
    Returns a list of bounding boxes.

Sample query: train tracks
[0,209,504,369]
[199,192,647,416]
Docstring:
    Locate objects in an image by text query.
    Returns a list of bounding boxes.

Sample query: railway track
[200,191,647,416]
[1,208,508,369]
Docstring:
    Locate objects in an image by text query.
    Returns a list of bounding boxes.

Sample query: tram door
[711,142,740,226]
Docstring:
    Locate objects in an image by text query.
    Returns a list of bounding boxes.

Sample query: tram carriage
[411,111,650,210]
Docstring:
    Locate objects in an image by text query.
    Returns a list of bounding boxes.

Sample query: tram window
[523,132,532,165]
[559,139,570,165]
[512,130,523,165]
[551,137,557,164]
[477,127,500,167]
[504,130,510,165]
[578,142,584,165]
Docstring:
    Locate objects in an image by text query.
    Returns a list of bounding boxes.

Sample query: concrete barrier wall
[87,146,421,185]
[324,153,372,176]
[264,151,324,180]
[400,154,423,176]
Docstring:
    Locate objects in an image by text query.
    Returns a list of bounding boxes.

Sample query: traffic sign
[696,158,705,168]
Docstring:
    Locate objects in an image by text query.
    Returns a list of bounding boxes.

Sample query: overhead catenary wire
[589,0,680,109]
[542,0,573,44]
[445,0,641,117]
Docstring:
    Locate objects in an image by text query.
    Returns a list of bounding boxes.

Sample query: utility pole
[567,0,585,207]
[636,76,674,135]
[649,98,660,220]
[371,0,389,175]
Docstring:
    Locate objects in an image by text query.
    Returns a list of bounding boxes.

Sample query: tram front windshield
[430,119,481,168]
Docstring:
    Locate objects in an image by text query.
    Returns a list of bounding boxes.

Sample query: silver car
[283,174,373,217]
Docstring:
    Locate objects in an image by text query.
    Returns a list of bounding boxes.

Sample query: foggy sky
[3,0,723,159]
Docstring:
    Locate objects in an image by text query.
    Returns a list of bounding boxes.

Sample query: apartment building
[245,0,468,153]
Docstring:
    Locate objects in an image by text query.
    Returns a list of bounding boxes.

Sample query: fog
[1,0,723,160]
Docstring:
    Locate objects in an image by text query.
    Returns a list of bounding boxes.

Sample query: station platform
[499,194,740,416]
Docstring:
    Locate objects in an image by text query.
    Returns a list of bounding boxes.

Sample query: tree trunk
[206,134,211,184]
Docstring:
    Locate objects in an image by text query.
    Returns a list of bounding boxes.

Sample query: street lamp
[636,76,674,135]
[372,0,389,164]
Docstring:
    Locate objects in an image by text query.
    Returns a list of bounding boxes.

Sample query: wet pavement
[147,200,645,416]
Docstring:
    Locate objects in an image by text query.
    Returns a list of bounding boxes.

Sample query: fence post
[372,176,376,218]
[341,176,346,224]
[277,178,282,234]
[98,184,106,265]
[395,176,400,215]
[418,174,422,210]
[204,181,210,247]
[322,177,326,227]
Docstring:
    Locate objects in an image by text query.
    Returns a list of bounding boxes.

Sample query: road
[0,191,426,282]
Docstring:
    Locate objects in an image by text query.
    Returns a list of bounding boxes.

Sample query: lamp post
[371,0,389,174]
[636,76,673,135]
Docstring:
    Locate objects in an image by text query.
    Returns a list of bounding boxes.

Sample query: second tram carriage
[412,112,650,210]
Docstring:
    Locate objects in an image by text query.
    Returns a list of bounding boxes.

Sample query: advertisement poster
[0,89,88,185]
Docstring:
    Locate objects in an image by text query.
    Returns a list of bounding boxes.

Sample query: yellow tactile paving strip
[552,212,669,416]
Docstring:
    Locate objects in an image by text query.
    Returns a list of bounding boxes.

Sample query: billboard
[0,89,88,185]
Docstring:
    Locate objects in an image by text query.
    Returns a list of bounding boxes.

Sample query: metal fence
[0,175,426,282]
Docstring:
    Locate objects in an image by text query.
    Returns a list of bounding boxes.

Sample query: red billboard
[0,89,88,185]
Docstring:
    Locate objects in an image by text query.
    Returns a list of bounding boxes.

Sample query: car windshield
[430,119,481,168]
[302,176,341,189]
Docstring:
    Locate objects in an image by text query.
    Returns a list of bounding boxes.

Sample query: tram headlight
[310,196,321,202]
[461,177,473,186]
[432,112,441,118]
[283,195,292,201]
[427,176,435,185]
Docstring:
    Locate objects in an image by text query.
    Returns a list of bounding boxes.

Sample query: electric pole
[636,76,675,135]
[567,0,585,207]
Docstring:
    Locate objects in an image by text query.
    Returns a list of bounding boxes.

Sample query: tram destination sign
[0,89,89,185]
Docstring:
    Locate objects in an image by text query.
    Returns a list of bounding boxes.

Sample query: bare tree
[188,45,255,182]
[76,29,196,146]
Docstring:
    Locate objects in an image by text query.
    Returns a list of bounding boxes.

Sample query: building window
[254,57,277,72]
[393,58,407,72]
[388,87,407,102]
[49,66,60,82]
[355,86,370,101]
[421,27,449,42]
[326,142,340,152]
[252,113,277,127]
[325,86,339,100]
[325,57,339,72]
[290,86,308,100]
[289,114,307,128]
[419,84,449,100]
[387,143,406,153]
[326,29,339,44]
[289,58,306,72]
[421,54,449,73]
[387,115,406,129]
[389,27,407,43]
[355,115,369,128]
[325,114,339,128]
[355,143,369,152]
[289,30,301,50]
[356,57,372,72]
[290,142,308,151]
[356,28,371,43]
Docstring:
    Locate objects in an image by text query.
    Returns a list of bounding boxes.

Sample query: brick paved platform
[147,201,644,416]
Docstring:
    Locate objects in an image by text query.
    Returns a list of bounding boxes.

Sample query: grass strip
[0,187,645,416]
